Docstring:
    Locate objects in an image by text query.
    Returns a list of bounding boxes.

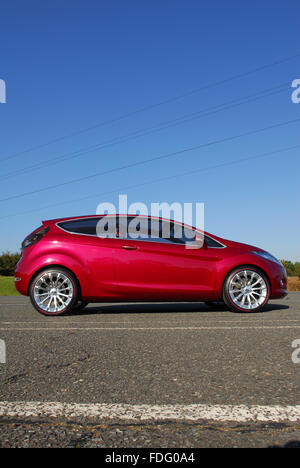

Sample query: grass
[287,276,300,292]
[0,276,20,296]
[0,275,300,296]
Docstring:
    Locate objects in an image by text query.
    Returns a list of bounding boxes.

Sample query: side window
[58,216,123,239]
[171,223,196,244]
[125,217,168,243]
[58,218,100,235]
[58,217,224,247]
[98,216,150,239]
[124,218,196,245]
[96,216,118,238]
[204,235,224,248]
[126,216,150,240]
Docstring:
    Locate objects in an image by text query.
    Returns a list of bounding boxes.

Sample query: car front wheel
[223,267,270,313]
[73,300,89,312]
[204,301,226,309]
[30,268,78,316]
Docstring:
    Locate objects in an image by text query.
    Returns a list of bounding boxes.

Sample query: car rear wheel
[30,268,78,316]
[223,267,270,313]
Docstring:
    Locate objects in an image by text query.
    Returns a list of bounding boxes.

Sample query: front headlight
[251,250,282,265]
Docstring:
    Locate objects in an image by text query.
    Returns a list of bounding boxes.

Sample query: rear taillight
[22,226,49,250]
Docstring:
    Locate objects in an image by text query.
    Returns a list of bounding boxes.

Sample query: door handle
[122,245,139,250]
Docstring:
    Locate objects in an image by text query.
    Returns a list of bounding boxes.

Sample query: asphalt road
[0,293,299,448]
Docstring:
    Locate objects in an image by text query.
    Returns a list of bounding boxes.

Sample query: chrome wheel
[33,271,74,314]
[228,270,268,311]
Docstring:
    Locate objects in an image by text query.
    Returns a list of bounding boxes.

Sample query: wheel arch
[27,264,82,298]
[221,263,272,295]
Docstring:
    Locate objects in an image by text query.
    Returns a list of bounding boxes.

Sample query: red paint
[14,214,288,303]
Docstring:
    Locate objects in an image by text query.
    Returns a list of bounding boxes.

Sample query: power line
[0,116,299,203]
[0,143,298,220]
[0,82,289,181]
[0,51,299,163]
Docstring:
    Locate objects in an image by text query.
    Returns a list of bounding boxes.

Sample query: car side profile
[14,214,287,316]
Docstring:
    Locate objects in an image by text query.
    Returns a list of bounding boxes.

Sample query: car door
[57,217,116,298]
[112,216,220,301]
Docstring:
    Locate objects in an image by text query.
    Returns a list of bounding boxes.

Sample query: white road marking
[0,402,300,423]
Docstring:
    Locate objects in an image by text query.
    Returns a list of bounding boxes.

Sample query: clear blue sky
[0,0,299,260]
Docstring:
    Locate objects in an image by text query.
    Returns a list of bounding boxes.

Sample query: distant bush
[0,252,21,276]
[281,260,300,277]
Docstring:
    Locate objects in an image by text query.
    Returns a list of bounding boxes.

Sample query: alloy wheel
[228,269,268,311]
[33,271,74,314]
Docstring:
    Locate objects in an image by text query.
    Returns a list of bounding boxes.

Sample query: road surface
[0,293,299,448]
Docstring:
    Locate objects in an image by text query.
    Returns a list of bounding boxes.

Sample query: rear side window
[58,216,127,237]
[58,218,100,235]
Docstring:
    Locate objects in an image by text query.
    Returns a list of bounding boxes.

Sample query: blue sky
[0,0,299,260]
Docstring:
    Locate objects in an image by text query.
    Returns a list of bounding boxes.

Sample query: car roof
[44,213,200,227]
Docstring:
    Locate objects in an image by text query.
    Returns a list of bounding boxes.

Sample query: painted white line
[0,402,300,423]
[0,326,299,331]
[1,319,300,325]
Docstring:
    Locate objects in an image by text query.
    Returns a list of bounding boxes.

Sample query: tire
[204,301,226,309]
[29,267,78,316]
[222,266,270,313]
[72,301,89,312]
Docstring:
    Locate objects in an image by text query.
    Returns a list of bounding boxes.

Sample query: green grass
[0,276,21,296]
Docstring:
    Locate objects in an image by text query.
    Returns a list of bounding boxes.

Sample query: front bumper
[269,262,288,299]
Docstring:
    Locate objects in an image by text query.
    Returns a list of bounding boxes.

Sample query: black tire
[72,301,89,311]
[29,267,79,316]
[204,301,226,309]
[222,266,270,313]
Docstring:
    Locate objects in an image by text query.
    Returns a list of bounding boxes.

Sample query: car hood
[221,238,265,253]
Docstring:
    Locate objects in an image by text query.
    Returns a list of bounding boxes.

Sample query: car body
[15,214,287,315]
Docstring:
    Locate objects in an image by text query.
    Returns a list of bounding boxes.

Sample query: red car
[14,214,287,316]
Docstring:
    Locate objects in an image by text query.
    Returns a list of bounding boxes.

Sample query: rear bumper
[14,255,31,296]
[14,277,29,296]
